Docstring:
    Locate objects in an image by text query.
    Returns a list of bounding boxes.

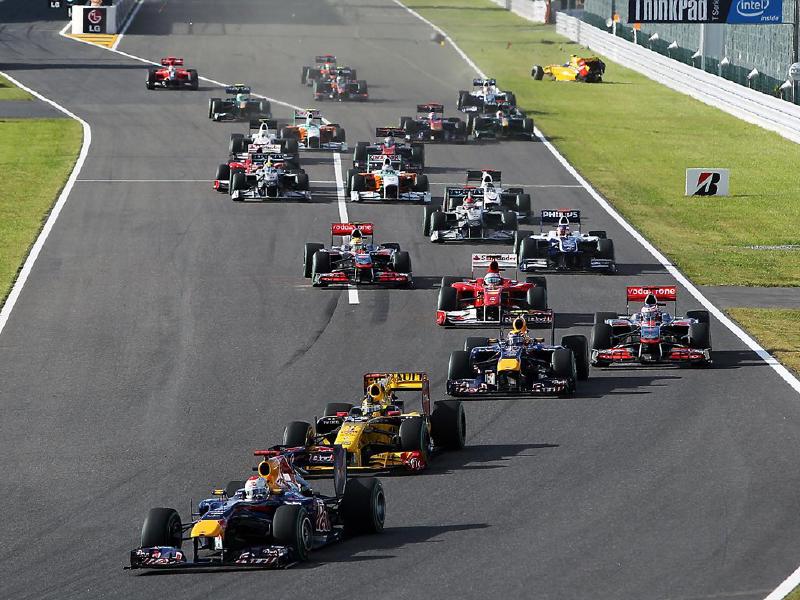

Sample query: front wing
[290,445,427,473]
[436,308,553,327]
[447,375,572,397]
[312,269,412,286]
[128,545,294,570]
[351,190,431,203]
[591,345,711,366]
[520,256,616,273]
[232,188,311,202]
[431,227,514,243]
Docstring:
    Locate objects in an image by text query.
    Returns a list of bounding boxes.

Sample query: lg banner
[685,168,730,196]
[83,7,107,33]
[629,0,782,23]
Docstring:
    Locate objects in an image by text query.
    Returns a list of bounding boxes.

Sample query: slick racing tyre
[311,250,331,283]
[551,348,576,380]
[215,163,230,186]
[520,237,546,261]
[561,335,590,381]
[430,211,447,240]
[141,507,182,549]
[411,143,425,166]
[350,174,366,193]
[273,505,313,561]
[526,286,547,311]
[688,322,711,350]
[188,69,199,90]
[431,399,466,450]
[515,193,531,214]
[146,68,156,90]
[296,172,310,191]
[208,98,220,119]
[230,172,246,200]
[423,205,438,236]
[590,323,613,367]
[333,127,346,143]
[597,238,615,260]
[283,421,313,447]
[353,142,368,165]
[414,174,429,193]
[303,243,324,278]
[686,310,710,324]
[437,284,458,312]
[392,251,411,274]
[531,65,544,80]
[399,416,429,460]
[448,350,472,381]
[229,133,245,154]
[501,210,518,231]
[341,477,386,535]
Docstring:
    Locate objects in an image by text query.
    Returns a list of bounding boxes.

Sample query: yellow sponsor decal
[191,520,223,538]
[497,358,521,372]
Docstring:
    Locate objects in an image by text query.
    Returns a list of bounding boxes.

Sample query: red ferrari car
[436,254,552,327]
[146,57,199,90]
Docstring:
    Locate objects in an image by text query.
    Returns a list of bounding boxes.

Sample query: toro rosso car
[423,185,519,243]
[457,78,516,113]
[398,104,468,143]
[516,210,616,273]
[436,254,552,328]
[215,154,310,202]
[276,372,465,474]
[472,105,535,141]
[591,286,712,367]
[447,317,588,397]
[127,448,385,570]
[532,55,606,83]
[301,54,340,85]
[313,67,369,102]
[279,109,347,151]
[146,57,198,90]
[209,85,271,122]
[303,223,412,287]
[353,128,425,173]
[346,157,430,203]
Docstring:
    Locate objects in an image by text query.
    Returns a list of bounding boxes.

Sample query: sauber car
[276,372,466,474]
[472,105,535,141]
[279,109,347,151]
[209,85,271,122]
[425,170,530,225]
[398,103,468,143]
[146,57,198,90]
[353,127,425,173]
[516,209,616,273]
[303,222,412,287]
[531,55,606,83]
[457,78,516,113]
[591,286,712,367]
[228,120,300,159]
[447,318,589,398]
[346,157,430,203]
[436,254,552,328]
[127,448,385,570]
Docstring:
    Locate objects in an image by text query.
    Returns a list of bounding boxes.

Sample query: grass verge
[401,0,800,287]
[0,118,82,305]
[0,74,33,100]
[727,308,800,375]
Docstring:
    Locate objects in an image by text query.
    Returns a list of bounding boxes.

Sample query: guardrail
[555,13,800,145]
[70,0,136,35]
[487,0,548,24]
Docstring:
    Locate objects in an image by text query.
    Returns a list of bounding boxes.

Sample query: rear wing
[416,103,444,114]
[626,285,678,313]
[293,108,321,121]
[540,209,581,232]
[466,169,501,183]
[161,57,184,66]
[331,222,374,244]
[471,253,518,278]
[315,54,337,64]
[249,152,290,163]
[375,127,406,138]
[472,78,496,86]
[363,372,431,415]
[248,118,278,131]
[225,85,251,95]
[367,154,402,170]
[334,67,355,77]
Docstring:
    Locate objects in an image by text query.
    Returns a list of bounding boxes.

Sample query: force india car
[127,448,385,570]
[447,324,589,398]
[516,209,616,273]
[312,67,369,102]
[531,55,606,83]
[276,372,466,473]
[591,286,712,367]
[279,109,347,151]
[146,57,198,90]
[472,105,535,141]
[301,54,340,85]
[208,85,272,122]
[346,157,430,203]
[436,253,552,328]
[303,222,412,287]
[398,103,468,143]
[214,154,310,201]
[228,120,300,160]
[353,128,425,173]
[457,78,517,113]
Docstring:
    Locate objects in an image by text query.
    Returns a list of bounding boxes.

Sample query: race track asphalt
[1,2,800,599]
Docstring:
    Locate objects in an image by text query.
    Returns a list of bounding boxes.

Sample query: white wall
[487,0,549,24]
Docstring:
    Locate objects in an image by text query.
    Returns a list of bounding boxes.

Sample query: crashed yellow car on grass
[531,55,605,83]
[277,372,466,473]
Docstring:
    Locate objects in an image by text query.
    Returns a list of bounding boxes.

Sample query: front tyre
[140,507,182,549]
[273,505,313,561]
[341,477,386,535]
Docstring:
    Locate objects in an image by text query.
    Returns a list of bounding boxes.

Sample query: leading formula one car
[423,187,519,243]
[531,55,606,83]
[353,128,425,173]
[471,105,535,141]
[301,54,340,85]
[276,372,466,474]
[279,109,347,151]
[127,448,385,570]
[346,157,430,203]
[457,78,517,113]
[146,57,198,90]
[447,317,589,398]
[228,120,300,160]
[398,104,468,143]
[312,67,369,102]
[303,222,412,287]
[591,286,712,367]
[209,85,272,122]
[516,209,616,273]
[436,254,552,328]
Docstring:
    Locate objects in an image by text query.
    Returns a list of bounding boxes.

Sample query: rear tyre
[525,275,547,290]
[431,400,466,450]
[333,127,346,143]
[351,174,366,192]
[594,311,617,325]
[284,139,299,155]
[353,142,368,165]
[229,133,245,154]
[522,117,534,134]
[464,337,490,353]
[437,285,458,311]
[273,505,313,561]
[501,210,518,231]
[411,143,425,166]
[141,507,182,549]
[188,69,199,90]
[258,100,271,116]
[448,350,472,380]
[531,65,544,80]
[561,335,589,380]
[303,243,324,278]
[296,172,310,191]
[526,286,547,311]
[341,477,386,535]
[283,421,313,447]
[515,193,531,214]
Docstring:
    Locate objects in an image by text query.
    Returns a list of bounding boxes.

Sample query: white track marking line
[391,0,800,396]
[111,0,144,51]
[59,16,359,306]
[0,71,91,337]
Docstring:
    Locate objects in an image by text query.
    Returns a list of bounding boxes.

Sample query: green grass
[727,308,800,375]
[0,119,82,305]
[402,0,800,286]
[0,74,33,100]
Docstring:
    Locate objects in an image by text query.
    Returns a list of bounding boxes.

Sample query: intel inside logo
[736,0,769,17]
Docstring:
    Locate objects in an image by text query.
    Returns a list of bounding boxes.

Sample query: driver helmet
[508,316,529,344]
[382,156,393,171]
[362,382,386,415]
[640,303,661,323]
[464,192,476,207]
[383,135,395,147]
[484,271,502,290]
[167,65,176,78]
[428,111,436,121]
[244,476,267,501]
[350,228,364,249]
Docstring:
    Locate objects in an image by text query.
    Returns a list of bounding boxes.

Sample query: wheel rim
[299,516,313,553]
[373,488,386,528]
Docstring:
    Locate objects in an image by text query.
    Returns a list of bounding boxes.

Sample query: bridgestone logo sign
[629,0,782,23]
[685,168,730,196]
